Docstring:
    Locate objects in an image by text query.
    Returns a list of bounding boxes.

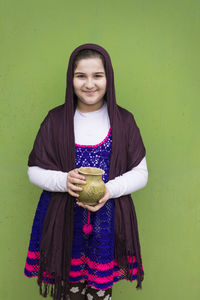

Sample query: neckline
[75,128,111,148]
[76,101,106,116]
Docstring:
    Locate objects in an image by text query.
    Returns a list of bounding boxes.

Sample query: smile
[84,90,97,94]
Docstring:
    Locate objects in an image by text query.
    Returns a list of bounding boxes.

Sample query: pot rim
[78,167,105,176]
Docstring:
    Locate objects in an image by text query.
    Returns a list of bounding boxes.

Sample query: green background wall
[1,0,199,299]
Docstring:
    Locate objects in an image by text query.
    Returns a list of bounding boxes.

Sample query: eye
[95,74,103,78]
[77,75,85,78]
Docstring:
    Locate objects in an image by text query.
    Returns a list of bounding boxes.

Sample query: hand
[67,169,86,197]
[77,187,111,212]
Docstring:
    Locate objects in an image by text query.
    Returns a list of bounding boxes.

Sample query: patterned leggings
[68,281,112,300]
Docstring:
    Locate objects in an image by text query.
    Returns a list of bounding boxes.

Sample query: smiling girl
[24,44,148,300]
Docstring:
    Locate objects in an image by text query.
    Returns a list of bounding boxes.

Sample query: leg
[85,285,112,300]
[68,281,87,300]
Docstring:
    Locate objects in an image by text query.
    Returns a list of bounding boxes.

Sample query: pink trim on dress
[26,250,138,272]
[70,256,136,271]
[25,253,142,275]
[27,250,40,259]
[69,268,139,282]
[25,248,144,288]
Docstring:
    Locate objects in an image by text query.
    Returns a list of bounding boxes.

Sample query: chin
[82,98,102,105]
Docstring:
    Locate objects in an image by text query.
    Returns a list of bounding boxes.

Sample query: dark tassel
[38,277,70,300]
[51,284,54,297]
[114,237,144,290]
[37,251,70,300]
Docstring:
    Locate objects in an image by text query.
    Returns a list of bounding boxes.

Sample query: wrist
[105,183,113,198]
[57,172,68,192]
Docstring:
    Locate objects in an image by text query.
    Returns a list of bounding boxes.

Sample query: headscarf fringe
[37,253,69,300]
[37,276,69,300]
[114,238,144,290]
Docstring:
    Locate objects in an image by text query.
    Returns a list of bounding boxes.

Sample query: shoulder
[38,104,65,132]
[117,104,136,124]
[48,104,65,118]
[42,104,65,124]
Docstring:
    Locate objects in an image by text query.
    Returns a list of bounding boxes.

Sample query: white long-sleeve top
[28,102,148,198]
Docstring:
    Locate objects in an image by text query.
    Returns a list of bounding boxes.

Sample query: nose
[85,77,95,89]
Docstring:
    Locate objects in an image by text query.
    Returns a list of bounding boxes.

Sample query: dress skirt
[24,129,144,290]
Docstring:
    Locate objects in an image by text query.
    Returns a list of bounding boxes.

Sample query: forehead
[74,57,105,72]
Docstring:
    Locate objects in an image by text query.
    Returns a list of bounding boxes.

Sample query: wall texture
[0,0,200,299]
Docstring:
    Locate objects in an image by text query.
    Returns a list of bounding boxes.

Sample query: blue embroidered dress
[24,128,142,290]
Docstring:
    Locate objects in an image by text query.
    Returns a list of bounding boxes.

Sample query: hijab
[28,43,146,300]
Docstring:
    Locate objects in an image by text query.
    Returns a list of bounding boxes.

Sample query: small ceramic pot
[76,167,105,206]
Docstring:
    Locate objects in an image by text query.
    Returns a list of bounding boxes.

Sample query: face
[73,57,107,112]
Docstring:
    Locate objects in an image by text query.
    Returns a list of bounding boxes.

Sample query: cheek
[73,79,81,91]
[101,79,107,91]
[99,80,106,90]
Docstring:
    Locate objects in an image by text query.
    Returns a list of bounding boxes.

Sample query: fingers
[68,182,83,191]
[68,169,86,184]
[69,190,80,198]
[98,195,107,204]
[76,188,111,211]
[77,201,103,212]
[67,185,80,198]
[67,168,86,197]
[98,188,110,203]
[68,171,110,211]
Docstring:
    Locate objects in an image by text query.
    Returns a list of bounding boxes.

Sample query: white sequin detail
[87,293,93,300]
[97,290,106,296]
[70,287,79,293]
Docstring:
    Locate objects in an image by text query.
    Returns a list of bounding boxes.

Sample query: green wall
[1,0,199,299]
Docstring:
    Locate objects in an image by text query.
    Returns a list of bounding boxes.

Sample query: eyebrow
[74,71,105,75]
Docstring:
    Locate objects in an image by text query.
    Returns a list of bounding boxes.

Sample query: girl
[24,43,148,300]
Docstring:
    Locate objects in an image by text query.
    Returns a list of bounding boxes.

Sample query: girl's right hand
[67,169,86,197]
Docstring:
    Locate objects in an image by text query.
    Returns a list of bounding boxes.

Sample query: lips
[84,90,97,94]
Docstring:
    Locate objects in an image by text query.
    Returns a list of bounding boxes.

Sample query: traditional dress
[25,43,146,300]
[24,127,144,290]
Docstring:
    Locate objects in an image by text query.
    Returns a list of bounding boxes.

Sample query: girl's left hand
[76,188,110,212]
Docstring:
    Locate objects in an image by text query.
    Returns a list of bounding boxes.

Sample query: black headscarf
[28,43,146,300]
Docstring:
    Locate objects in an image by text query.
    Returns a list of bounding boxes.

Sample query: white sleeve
[105,156,148,198]
[27,166,68,192]
[27,157,148,196]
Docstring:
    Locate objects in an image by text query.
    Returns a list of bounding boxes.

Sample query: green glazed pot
[76,167,105,206]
